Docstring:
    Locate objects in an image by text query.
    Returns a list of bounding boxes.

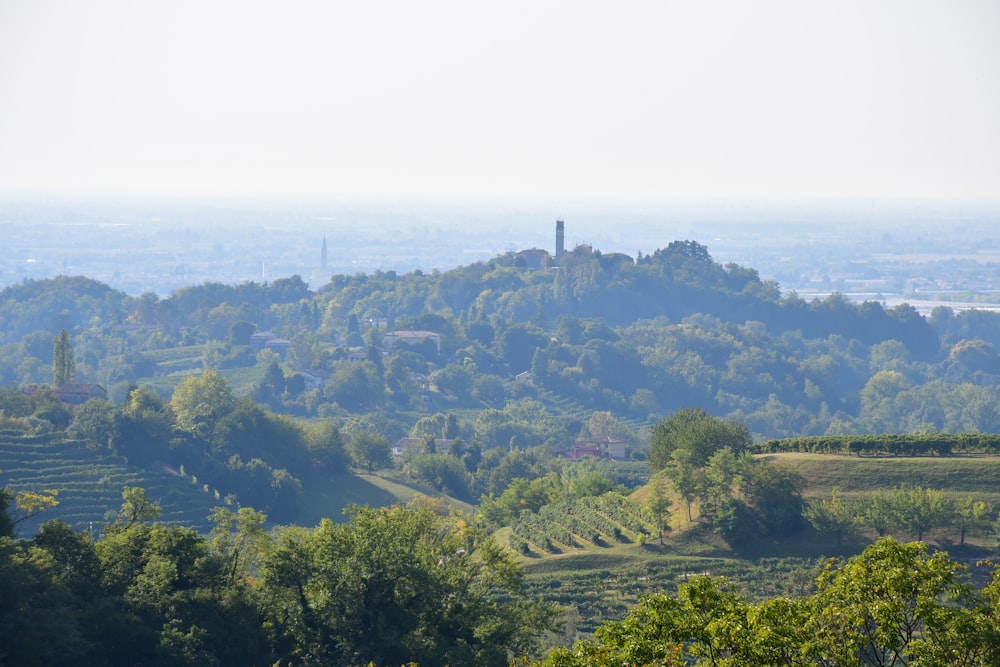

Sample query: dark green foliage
[649,408,752,470]
[405,453,472,500]
[262,503,558,666]
[52,328,75,387]
[536,538,1000,666]
[757,433,1000,456]
[0,487,14,538]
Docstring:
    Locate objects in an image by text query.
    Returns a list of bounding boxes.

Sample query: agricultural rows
[510,492,655,554]
[1,433,223,535]
[524,555,821,639]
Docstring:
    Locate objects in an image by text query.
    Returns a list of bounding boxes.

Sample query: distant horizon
[2,1,997,204]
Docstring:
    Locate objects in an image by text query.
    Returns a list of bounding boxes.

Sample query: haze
[2,0,999,203]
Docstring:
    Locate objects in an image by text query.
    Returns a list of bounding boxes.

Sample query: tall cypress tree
[52,328,75,387]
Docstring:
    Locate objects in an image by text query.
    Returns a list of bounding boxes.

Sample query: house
[565,437,627,461]
[250,331,277,350]
[54,383,108,404]
[264,338,291,358]
[515,248,551,269]
[296,369,330,392]
[383,330,441,353]
[346,347,368,362]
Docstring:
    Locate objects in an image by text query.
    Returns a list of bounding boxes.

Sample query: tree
[262,502,558,666]
[807,538,972,666]
[891,484,949,541]
[649,408,751,471]
[106,486,161,532]
[171,370,236,439]
[52,328,75,386]
[536,538,1000,667]
[346,430,392,472]
[0,487,15,538]
[804,487,859,548]
[954,495,995,546]
[645,474,673,544]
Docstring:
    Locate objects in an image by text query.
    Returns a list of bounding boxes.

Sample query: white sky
[1,0,998,203]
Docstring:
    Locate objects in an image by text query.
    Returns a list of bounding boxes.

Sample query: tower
[321,235,328,272]
[555,220,565,263]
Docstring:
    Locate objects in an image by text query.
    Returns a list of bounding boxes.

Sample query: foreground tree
[536,538,1000,666]
[262,502,558,666]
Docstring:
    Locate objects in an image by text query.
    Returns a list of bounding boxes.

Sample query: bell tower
[555,220,565,264]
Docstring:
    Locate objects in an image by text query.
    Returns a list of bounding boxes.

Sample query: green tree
[891,484,949,541]
[644,474,673,544]
[171,370,236,439]
[346,430,392,472]
[262,502,558,666]
[954,495,995,546]
[807,538,972,666]
[649,408,751,471]
[52,328,75,387]
[804,486,859,548]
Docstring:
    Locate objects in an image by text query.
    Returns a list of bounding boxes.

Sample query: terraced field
[1,431,224,536]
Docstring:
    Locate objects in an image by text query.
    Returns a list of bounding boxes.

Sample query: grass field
[762,452,1000,503]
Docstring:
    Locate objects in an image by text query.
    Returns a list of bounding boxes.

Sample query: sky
[1,0,998,204]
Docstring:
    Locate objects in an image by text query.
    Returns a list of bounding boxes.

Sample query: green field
[762,452,1000,503]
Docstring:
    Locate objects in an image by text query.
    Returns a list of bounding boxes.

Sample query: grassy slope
[295,470,473,527]
[762,452,1000,503]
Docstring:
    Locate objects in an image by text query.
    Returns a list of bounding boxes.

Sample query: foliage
[52,328,75,387]
[649,408,752,471]
[535,537,1000,666]
[170,370,236,439]
[262,502,559,666]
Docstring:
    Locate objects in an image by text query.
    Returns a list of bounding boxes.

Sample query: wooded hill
[2,239,999,443]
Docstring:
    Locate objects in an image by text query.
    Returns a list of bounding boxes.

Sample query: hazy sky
[1,0,998,203]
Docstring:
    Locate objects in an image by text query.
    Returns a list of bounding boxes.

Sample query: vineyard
[509,491,656,555]
[523,550,823,640]
[0,430,224,535]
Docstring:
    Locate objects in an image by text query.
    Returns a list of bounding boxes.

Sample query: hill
[0,431,222,535]
[1,429,468,536]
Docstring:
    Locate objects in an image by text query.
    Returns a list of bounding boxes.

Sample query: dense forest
[2,239,999,441]
[3,238,1000,664]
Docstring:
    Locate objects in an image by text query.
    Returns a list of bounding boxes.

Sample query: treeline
[537,538,1000,666]
[758,433,1000,457]
[805,486,996,546]
[0,488,556,667]
[4,240,1000,441]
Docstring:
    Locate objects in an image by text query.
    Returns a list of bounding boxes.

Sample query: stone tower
[555,220,565,264]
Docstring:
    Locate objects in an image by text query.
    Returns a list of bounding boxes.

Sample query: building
[515,248,551,269]
[565,437,627,461]
[556,219,565,263]
[383,330,441,353]
[54,383,108,404]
